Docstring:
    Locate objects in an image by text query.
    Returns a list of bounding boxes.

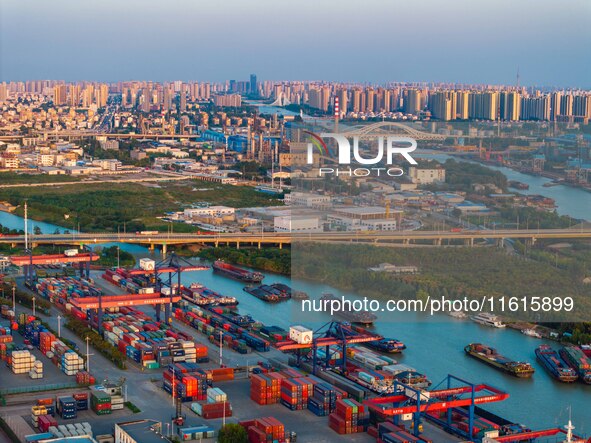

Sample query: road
[0,172,194,189]
[2,228,591,248]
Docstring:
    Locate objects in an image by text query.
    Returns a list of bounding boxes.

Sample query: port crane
[142,253,209,324]
[274,321,383,374]
[10,250,100,286]
[73,253,206,333]
[364,375,509,440]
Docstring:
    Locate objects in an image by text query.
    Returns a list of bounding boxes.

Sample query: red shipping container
[247,426,267,443]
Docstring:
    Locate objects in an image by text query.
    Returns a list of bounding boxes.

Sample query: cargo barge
[535,345,578,383]
[365,338,407,354]
[212,260,264,283]
[559,346,591,384]
[509,180,529,190]
[320,293,377,325]
[184,283,238,307]
[243,284,290,303]
[209,306,255,328]
[349,325,406,354]
[464,343,535,378]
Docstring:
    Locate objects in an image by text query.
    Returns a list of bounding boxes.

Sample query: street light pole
[57,315,62,338]
[219,330,223,367]
[223,399,226,427]
[12,285,16,315]
[32,297,36,317]
[85,336,92,373]
[117,246,120,268]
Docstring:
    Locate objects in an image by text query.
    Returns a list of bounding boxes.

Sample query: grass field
[1,179,281,232]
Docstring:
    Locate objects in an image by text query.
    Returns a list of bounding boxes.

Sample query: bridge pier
[149,243,155,252]
[465,238,474,247]
[434,238,442,246]
[236,241,240,250]
[278,242,282,249]
[215,241,219,248]
[162,243,167,258]
[258,242,261,249]
[403,238,410,246]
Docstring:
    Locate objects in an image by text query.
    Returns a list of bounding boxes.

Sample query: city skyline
[1,0,590,87]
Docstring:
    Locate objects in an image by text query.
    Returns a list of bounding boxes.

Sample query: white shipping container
[289,325,313,344]
[139,258,155,271]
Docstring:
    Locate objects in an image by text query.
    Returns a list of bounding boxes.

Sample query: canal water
[419,152,591,221]
[1,163,590,431]
[174,265,590,432]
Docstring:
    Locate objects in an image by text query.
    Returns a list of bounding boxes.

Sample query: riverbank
[197,246,290,275]
[473,157,591,194]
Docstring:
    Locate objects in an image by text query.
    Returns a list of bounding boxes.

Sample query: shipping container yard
[0,259,588,443]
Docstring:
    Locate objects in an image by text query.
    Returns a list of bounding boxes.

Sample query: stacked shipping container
[328,399,370,435]
[239,418,286,443]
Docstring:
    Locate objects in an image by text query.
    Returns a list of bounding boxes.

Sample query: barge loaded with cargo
[243,284,291,303]
[348,325,406,354]
[182,283,238,307]
[464,343,535,378]
[535,345,578,383]
[559,346,591,384]
[320,293,377,325]
[212,260,264,283]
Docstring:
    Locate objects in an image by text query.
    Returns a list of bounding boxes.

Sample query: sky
[1,0,590,87]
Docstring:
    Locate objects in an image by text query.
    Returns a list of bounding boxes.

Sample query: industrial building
[274,215,322,233]
[114,419,168,443]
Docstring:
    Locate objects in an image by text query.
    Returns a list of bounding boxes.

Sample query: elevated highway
[2,228,591,250]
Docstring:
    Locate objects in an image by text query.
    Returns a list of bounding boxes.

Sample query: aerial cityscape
[0,1,590,443]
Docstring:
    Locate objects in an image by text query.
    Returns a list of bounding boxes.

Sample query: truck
[64,249,79,257]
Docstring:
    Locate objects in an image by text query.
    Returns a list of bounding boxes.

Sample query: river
[171,264,590,433]
[0,175,590,432]
[419,151,591,221]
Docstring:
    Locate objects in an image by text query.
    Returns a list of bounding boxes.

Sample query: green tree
[218,424,248,443]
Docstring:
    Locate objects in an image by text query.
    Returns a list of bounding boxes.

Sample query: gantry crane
[274,321,383,374]
[364,375,509,440]
[72,252,207,333]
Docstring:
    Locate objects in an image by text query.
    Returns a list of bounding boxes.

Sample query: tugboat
[464,343,535,378]
[535,345,578,383]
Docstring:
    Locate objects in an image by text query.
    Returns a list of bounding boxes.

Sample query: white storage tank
[289,326,313,344]
[139,258,155,271]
